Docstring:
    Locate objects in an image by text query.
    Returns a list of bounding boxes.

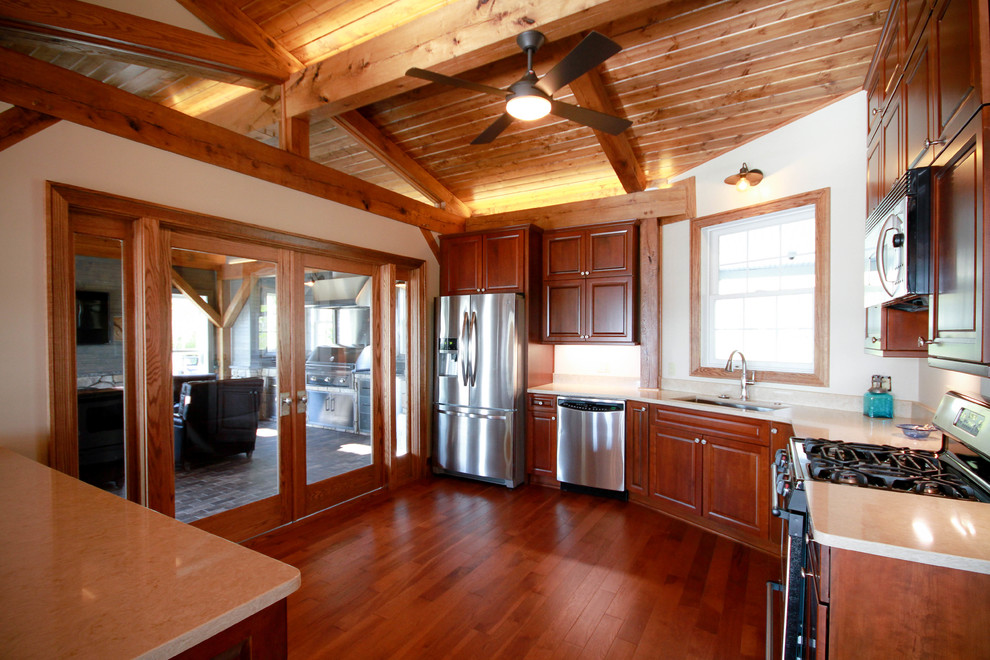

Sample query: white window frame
[690,188,830,387]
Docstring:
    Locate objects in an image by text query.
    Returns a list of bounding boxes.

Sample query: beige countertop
[529,381,990,574]
[0,448,301,658]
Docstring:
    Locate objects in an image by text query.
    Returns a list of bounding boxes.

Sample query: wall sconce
[724,163,763,191]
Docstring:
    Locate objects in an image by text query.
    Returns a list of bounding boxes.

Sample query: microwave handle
[876,219,902,297]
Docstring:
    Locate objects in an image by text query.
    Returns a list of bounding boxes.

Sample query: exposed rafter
[331,110,471,218]
[0,105,58,151]
[568,67,647,193]
[0,46,464,233]
[175,0,304,72]
[282,0,666,118]
[0,0,289,87]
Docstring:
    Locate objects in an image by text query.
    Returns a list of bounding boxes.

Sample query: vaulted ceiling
[0,0,887,229]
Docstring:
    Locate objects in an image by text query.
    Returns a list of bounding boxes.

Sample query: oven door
[770,448,808,660]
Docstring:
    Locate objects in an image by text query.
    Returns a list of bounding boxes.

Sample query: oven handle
[766,581,782,660]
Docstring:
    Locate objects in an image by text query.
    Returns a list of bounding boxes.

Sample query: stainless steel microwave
[864,167,932,307]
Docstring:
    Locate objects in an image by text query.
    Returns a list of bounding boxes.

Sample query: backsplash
[553,345,641,380]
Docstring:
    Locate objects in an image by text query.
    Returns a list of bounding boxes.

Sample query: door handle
[297,390,308,414]
[469,310,479,387]
[279,392,293,417]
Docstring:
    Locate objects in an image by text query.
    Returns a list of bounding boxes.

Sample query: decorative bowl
[896,423,937,439]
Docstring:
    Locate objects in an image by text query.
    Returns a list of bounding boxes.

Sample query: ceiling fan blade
[537,31,622,95]
[471,113,515,144]
[549,100,631,135]
[405,68,505,97]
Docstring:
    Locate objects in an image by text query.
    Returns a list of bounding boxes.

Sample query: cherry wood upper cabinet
[440,228,526,295]
[928,109,988,369]
[544,223,637,280]
[542,222,638,344]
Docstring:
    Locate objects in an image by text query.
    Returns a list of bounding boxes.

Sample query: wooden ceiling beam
[567,67,647,193]
[0,105,59,151]
[282,0,669,119]
[0,46,464,234]
[174,0,304,72]
[331,110,472,218]
[0,0,289,86]
[464,180,694,232]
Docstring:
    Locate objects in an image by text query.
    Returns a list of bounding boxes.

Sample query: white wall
[0,123,438,462]
[662,92,987,408]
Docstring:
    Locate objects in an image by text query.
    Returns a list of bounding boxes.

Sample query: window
[690,189,830,387]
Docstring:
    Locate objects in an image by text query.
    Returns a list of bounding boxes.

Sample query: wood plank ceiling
[0,0,887,222]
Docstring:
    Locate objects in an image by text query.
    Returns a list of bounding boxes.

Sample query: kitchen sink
[673,395,788,413]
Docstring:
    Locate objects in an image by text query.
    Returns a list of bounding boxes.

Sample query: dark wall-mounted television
[76,291,111,345]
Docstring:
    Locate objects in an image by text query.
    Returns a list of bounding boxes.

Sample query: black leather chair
[173,378,262,468]
[173,373,216,405]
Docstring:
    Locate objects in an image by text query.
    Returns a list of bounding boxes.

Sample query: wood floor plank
[248,477,778,659]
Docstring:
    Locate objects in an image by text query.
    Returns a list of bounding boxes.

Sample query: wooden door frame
[47,182,429,536]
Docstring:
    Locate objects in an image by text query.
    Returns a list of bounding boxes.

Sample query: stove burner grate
[802,439,979,501]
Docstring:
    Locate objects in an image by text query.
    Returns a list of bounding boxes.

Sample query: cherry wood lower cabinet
[632,404,785,553]
[811,543,990,658]
[526,393,558,485]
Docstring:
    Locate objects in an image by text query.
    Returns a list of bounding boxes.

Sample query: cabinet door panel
[882,96,904,193]
[934,0,978,141]
[528,410,557,478]
[904,33,934,168]
[440,235,482,295]
[625,402,649,496]
[586,225,635,277]
[867,131,883,216]
[931,114,983,362]
[544,279,585,342]
[544,231,584,279]
[703,437,769,538]
[587,277,634,342]
[483,231,524,293]
[649,428,702,515]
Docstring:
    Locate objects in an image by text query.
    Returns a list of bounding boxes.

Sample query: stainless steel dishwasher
[556,398,625,492]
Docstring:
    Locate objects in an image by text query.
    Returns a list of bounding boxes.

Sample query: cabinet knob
[701,439,707,445]
[918,337,936,347]
[871,108,879,116]
[870,336,880,343]
[551,416,556,421]
[771,428,778,434]
[694,438,701,444]
[923,137,946,149]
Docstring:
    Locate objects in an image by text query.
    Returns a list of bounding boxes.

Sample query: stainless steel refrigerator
[434,293,525,488]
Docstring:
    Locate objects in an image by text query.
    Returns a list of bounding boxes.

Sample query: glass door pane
[395,280,409,457]
[171,247,280,524]
[74,236,128,498]
[303,267,373,483]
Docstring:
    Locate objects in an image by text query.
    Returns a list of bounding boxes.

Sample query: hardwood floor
[247,477,779,659]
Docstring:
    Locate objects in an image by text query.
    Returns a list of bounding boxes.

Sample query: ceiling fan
[405,30,632,145]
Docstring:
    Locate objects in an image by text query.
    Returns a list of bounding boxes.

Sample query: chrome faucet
[724,350,756,401]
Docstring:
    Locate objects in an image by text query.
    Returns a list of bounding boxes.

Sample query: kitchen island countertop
[529,381,990,574]
[0,447,301,658]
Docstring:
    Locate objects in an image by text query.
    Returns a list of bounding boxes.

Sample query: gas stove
[798,439,982,501]
[770,391,990,659]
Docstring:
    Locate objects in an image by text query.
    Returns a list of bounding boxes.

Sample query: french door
[167,237,389,539]
[48,184,427,544]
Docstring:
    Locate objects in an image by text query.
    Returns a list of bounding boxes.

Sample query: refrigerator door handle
[460,310,470,387]
[469,310,479,387]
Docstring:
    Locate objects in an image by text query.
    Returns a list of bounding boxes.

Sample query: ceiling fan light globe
[506,94,551,121]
